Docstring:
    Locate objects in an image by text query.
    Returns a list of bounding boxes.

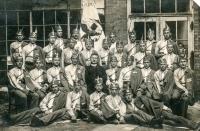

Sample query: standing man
[124,29,138,56]
[154,58,175,106]
[162,44,179,72]
[155,23,180,59]
[71,23,83,52]
[146,27,157,55]
[54,23,68,50]
[109,28,117,54]
[43,29,62,69]
[85,52,107,94]
[171,58,196,117]
[65,53,86,91]
[22,28,45,71]
[10,28,28,64]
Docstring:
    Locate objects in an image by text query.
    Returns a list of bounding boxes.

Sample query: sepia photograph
[0,0,200,130]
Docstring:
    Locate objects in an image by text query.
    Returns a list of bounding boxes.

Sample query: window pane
[145,0,159,13]
[6,0,17,10]
[0,27,6,41]
[44,10,55,25]
[146,22,156,40]
[36,41,45,48]
[161,0,175,13]
[95,0,105,8]
[0,57,7,70]
[56,10,67,24]
[0,71,8,85]
[0,12,6,25]
[0,42,6,55]
[165,21,176,40]
[177,21,188,39]
[19,11,29,25]
[32,11,43,25]
[134,22,144,40]
[70,10,81,24]
[98,9,105,23]
[131,0,144,13]
[177,0,190,12]
[7,26,18,41]
[8,41,15,56]
[35,26,44,40]
[7,11,17,25]
[18,0,31,10]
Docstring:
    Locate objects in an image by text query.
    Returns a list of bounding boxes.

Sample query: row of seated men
[2,51,199,130]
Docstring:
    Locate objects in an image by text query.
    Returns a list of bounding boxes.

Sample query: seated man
[65,80,89,123]
[65,53,86,91]
[8,56,40,111]
[154,58,174,106]
[106,56,121,88]
[103,83,126,124]
[47,53,69,92]
[118,56,134,91]
[43,29,62,69]
[162,44,179,72]
[171,58,196,117]
[28,58,48,101]
[136,56,157,99]
[2,82,67,126]
[88,77,107,124]
[134,40,158,71]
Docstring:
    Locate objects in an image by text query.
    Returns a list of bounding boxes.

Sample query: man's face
[51,85,59,94]
[110,87,118,96]
[140,44,146,52]
[95,85,103,92]
[178,44,183,49]
[125,93,132,102]
[35,60,43,69]
[72,30,79,40]
[53,58,60,66]
[29,36,37,44]
[74,83,81,93]
[85,42,92,50]
[163,31,171,40]
[116,45,123,53]
[16,34,24,42]
[111,59,117,68]
[127,58,133,66]
[71,56,78,65]
[144,60,151,69]
[110,35,116,43]
[129,34,136,43]
[179,59,187,69]
[102,42,109,50]
[91,55,98,64]
[167,45,173,54]
[56,29,63,38]
[49,36,56,44]
[69,41,75,49]
[147,33,154,41]
[16,59,23,68]
[159,63,167,71]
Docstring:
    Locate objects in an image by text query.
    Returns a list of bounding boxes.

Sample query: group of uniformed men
[2,22,200,130]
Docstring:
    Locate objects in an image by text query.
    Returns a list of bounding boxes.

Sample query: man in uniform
[22,28,46,71]
[146,27,157,55]
[61,38,77,67]
[106,56,122,88]
[2,81,67,126]
[134,39,158,71]
[10,28,28,64]
[171,58,196,117]
[79,38,100,67]
[43,29,62,69]
[162,44,179,72]
[124,29,138,56]
[88,77,107,124]
[7,56,39,112]
[155,23,180,59]
[109,28,117,54]
[65,53,86,91]
[71,23,83,52]
[54,23,68,50]
[47,53,70,92]
[85,52,107,94]
[154,58,175,106]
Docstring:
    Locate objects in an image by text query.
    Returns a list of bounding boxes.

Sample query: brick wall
[105,0,127,45]
[193,2,200,90]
